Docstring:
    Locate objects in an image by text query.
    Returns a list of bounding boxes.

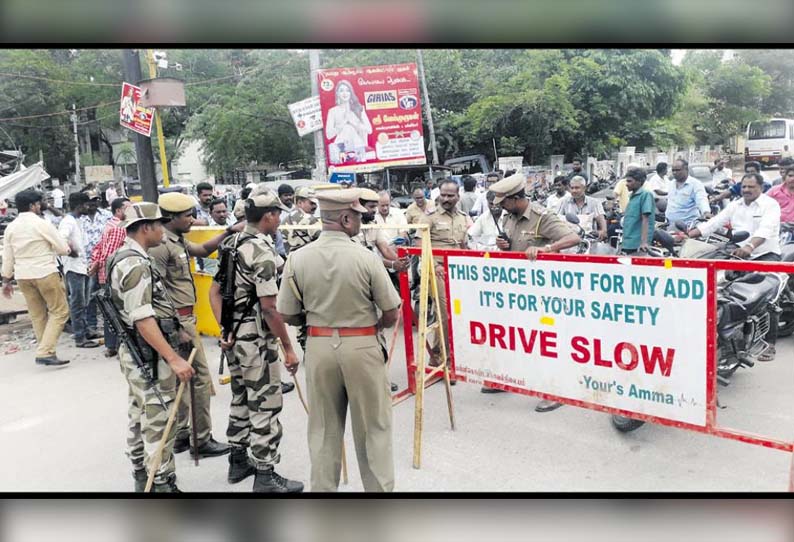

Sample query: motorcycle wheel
[611,415,645,433]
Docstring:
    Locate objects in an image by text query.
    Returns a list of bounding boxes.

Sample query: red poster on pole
[317,63,426,173]
[119,82,153,138]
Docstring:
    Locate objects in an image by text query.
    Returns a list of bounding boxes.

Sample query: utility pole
[416,49,439,165]
[145,49,171,188]
[121,49,158,203]
[71,104,81,187]
[309,50,327,181]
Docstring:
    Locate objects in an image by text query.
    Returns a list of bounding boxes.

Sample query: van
[745,118,794,166]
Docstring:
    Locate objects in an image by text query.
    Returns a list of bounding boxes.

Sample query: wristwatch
[544,244,552,252]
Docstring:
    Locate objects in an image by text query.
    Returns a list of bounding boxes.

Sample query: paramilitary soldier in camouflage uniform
[417,179,469,368]
[107,202,195,492]
[489,172,580,411]
[149,192,241,459]
[283,186,320,253]
[277,188,401,492]
[209,187,304,493]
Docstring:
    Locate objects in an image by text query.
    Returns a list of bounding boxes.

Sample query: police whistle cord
[145,348,197,493]
[276,339,348,486]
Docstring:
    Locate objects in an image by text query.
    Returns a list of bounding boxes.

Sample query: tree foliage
[0,48,791,181]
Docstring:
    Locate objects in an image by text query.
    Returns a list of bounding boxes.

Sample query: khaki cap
[232,199,246,220]
[158,192,197,213]
[489,173,527,204]
[316,188,368,213]
[294,186,319,203]
[248,188,291,212]
[120,202,171,228]
[358,188,380,202]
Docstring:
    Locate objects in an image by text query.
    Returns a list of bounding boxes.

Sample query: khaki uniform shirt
[405,202,433,225]
[283,207,320,252]
[108,238,176,327]
[501,201,575,253]
[278,231,400,328]
[148,228,202,309]
[418,207,468,248]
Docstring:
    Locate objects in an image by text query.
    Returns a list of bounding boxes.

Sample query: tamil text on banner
[447,255,708,427]
[317,63,426,173]
[288,95,323,137]
[119,82,153,137]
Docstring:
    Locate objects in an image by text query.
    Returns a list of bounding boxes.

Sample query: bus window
[748,120,786,140]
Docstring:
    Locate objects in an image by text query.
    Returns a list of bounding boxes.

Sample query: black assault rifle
[216,234,258,378]
[94,289,168,411]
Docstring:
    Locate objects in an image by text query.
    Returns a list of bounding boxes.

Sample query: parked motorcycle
[611,226,789,433]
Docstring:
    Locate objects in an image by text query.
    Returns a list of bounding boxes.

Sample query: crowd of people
[2,156,793,492]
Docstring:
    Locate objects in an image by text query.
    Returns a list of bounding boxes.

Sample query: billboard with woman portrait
[317,63,426,173]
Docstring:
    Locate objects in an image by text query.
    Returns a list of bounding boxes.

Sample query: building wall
[171,139,210,185]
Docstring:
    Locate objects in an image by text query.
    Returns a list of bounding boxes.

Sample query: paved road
[1,312,792,492]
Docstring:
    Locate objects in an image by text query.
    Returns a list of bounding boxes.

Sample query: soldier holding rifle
[101,202,195,492]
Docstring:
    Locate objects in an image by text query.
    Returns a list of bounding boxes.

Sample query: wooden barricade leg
[412,232,457,469]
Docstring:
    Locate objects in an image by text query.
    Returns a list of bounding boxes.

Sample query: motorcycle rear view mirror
[565,212,580,224]
[730,231,750,244]
[606,194,616,201]
[656,199,667,213]
[674,220,689,232]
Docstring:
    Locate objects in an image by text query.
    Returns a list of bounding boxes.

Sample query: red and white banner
[317,63,426,173]
[119,82,154,137]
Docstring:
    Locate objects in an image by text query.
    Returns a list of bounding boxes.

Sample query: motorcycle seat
[725,274,782,317]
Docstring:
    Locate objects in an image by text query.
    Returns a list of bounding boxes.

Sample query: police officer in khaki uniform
[149,192,240,458]
[489,173,580,412]
[417,179,468,367]
[277,188,401,492]
[107,202,195,492]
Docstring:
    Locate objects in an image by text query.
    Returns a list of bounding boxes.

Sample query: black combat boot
[173,434,190,454]
[152,473,181,493]
[253,467,304,493]
[228,446,256,484]
[133,469,148,493]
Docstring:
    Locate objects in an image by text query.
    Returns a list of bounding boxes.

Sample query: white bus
[745,118,794,166]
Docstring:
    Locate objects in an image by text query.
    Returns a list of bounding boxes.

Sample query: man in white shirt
[646,162,669,197]
[2,190,72,365]
[685,172,781,361]
[545,175,570,211]
[467,191,502,251]
[105,182,119,205]
[59,191,101,348]
[686,173,780,261]
[375,190,408,240]
[50,179,65,210]
[470,172,502,217]
[710,157,733,185]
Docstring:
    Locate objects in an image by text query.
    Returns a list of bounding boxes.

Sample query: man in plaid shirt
[89,197,131,357]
